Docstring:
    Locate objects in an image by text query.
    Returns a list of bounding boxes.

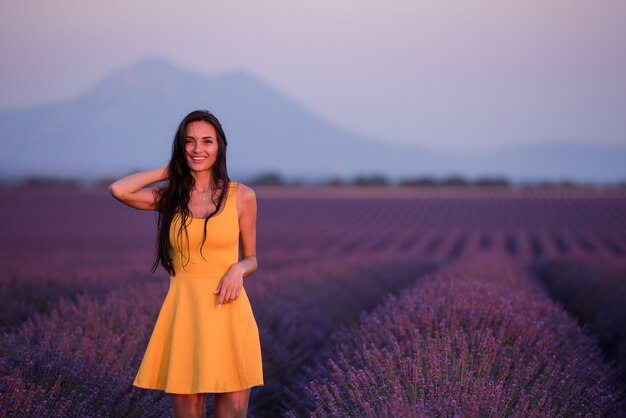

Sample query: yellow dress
[132,181,264,394]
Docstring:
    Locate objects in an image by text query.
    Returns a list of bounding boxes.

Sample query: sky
[1,0,625,153]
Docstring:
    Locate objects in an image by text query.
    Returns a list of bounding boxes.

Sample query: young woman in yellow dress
[110,109,264,418]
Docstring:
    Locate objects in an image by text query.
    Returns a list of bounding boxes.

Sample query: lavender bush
[0,282,171,417]
[247,255,438,415]
[302,255,625,417]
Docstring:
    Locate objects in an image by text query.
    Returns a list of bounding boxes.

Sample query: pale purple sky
[1,0,625,152]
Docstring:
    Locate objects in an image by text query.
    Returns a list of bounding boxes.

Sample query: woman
[109,109,263,418]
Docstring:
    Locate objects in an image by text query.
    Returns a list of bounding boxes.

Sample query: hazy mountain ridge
[1,56,624,184]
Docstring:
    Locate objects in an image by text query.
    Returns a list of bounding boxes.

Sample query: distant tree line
[245,171,625,189]
[1,171,625,189]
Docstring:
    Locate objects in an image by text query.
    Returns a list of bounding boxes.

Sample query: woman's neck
[191,170,213,191]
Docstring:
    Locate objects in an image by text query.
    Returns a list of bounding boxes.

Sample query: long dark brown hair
[151,110,230,276]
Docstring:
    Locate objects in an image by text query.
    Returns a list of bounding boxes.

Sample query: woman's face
[184,120,219,172]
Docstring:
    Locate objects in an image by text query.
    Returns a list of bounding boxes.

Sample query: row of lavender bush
[297,255,625,417]
[532,256,626,386]
[0,281,169,417]
[0,247,162,331]
[248,254,438,416]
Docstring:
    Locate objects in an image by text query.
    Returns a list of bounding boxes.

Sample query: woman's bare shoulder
[235,181,256,201]
[234,182,257,217]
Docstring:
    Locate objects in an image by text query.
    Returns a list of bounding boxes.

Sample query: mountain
[0,56,624,184]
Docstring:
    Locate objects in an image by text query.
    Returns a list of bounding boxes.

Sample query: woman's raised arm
[109,165,168,210]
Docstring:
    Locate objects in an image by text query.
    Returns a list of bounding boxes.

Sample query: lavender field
[1,185,625,417]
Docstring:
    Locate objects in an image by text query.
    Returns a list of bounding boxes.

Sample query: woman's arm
[236,183,258,278]
[109,165,168,210]
[214,183,258,306]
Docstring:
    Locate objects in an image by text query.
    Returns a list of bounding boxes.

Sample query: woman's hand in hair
[109,165,168,210]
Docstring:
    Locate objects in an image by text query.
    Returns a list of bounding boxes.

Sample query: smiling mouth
[191,156,207,162]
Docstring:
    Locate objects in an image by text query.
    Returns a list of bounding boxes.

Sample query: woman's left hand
[214,264,244,307]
